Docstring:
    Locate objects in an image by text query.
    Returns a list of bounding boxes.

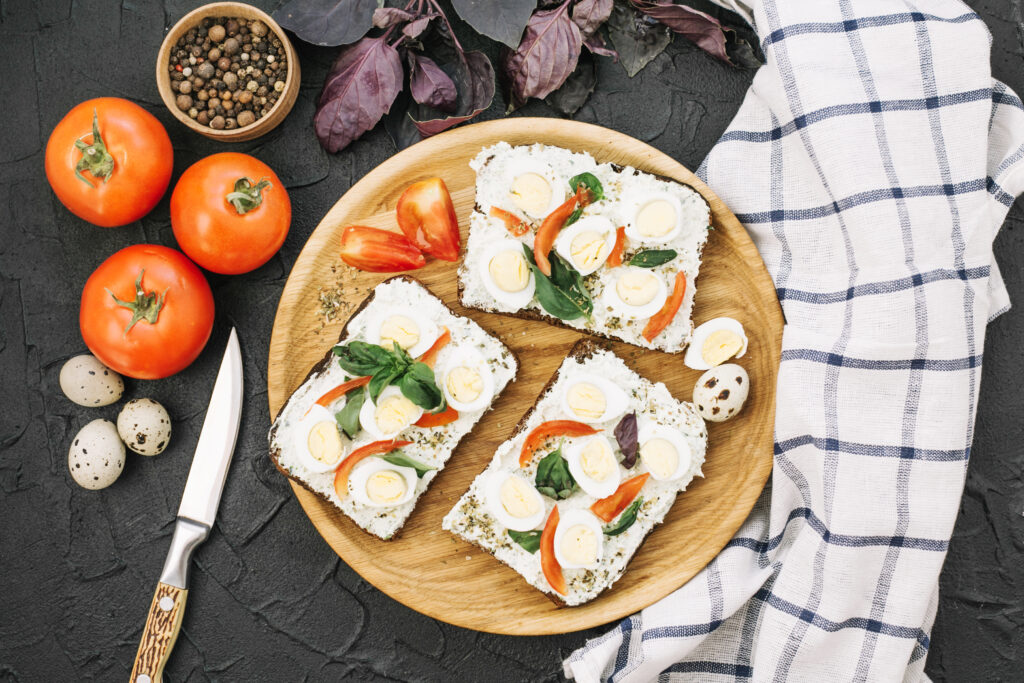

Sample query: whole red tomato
[80,245,215,379]
[45,97,173,227]
[171,153,291,274]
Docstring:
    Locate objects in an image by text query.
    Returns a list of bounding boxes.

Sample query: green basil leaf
[397,362,444,410]
[507,529,542,553]
[534,445,576,500]
[368,364,402,403]
[335,385,367,439]
[565,207,583,226]
[333,340,392,376]
[628,249,678,268]
[603,498,643,536]
[522,244,590,321]
[568,171,604,201]
[380,450,436,478]
[549,251,593,319]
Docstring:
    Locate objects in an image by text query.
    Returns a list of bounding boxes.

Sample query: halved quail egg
[440,347,495,413]
[359,385,424,439]
[683,317,749,370]
[485,471,547,531]
[553,215,617,275]
[479,239,536,311]
[626,192,684,244]
[561,374,629,424]
[364,308,439,359]
[603,267,669,320]
[565,435,622,499]
[554,508,605,569]
[350,458,418,507]
[637,422,693,481]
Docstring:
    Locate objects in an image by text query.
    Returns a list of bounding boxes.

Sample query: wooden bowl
[156,2,300,142]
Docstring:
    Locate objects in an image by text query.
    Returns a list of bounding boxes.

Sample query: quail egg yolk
[580,439,615,482]
[307,421,344,466]
[510,172,552,216]
[567,382,607,421]
[500,476,540,519]
[366,470,408,505]
[640,438,678,479]
[379,315,420,351]
[570,230,608,270]
[560,525,599,566]
[489,250,531,293]
[446,366,483,404]
[616,270,659,306]
[701,330,744,367]
[375,394,418,434]
[635,199,677,237]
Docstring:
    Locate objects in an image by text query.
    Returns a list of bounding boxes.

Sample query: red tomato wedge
[340,226,426,273]
[333,440,412,500]
[308,375,371,415]
[415,405,459,428]
[396,178,460,261]
[642,271,687,342]
[489,206,530,237]
[607,226,626,267]
[540,506,566,595]
[418,327,451,368]
[590,473,650,523]
[519,420,600,467]
[532,188,586,277]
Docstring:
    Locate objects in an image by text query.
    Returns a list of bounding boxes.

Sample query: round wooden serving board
[267,118,782,635]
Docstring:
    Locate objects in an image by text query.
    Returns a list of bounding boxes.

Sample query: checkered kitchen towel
[565,0,1024,681]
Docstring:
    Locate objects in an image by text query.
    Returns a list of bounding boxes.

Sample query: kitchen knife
[129,329,243,683]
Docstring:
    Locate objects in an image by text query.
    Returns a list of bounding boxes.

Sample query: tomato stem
[74,110,115,187]
[225,177,272,215]
[106,269,167,336]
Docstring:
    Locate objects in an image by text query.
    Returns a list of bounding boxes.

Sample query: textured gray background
[1,0,1021,681]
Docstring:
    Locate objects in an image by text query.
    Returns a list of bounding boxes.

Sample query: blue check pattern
[565,1,1024,680]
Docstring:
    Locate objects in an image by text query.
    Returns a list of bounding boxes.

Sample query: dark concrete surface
[0,1,1020,681]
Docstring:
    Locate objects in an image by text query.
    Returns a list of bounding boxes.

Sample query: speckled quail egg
[116,398,172,456]
[68,419,125,490]
[59,354,124,407]
[485,471,547,531]
[359,385,424,439]
[602,267,669,320]
[440,347,495,413]
[479,239,536,311]
[505,158,564,219]
[684,317,749,370]
[560,374,629,424]
[637,422,693,481]
[349,458,418,507]
[565,435,622,498]
[553,215,617,275]
[626,192,684,244]
[553,508,605,569]
[693,363,750,422]
[364,308,439,359]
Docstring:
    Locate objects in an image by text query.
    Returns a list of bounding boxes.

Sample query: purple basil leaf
[450,0,537,48]
[373,7,417,29]
[572,0,613,39]
[411,50,495,137]
[584,32,619,60]
[606,2,671,77]
[503,3,583,110]
[403,15,435,39]
[274,0,377,47]
[384,90,424,150]
[408,52,458,113]
[631,0,731,64]
[614,412,639,468]
[314,36,404,153]
[545,52,597,115]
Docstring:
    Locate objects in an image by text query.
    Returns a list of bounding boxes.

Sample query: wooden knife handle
[129,582,188,683]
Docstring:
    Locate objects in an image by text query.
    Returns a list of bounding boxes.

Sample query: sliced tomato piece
[519,420,600,467]
[339,226,426,273]
[308,375,370,415]
[415,404,459,428]
[333,439,413,500]
[532,189,583,277]
[489,206,531,237]
[642,271,687,342]
[540,506,566,595]
[590,473,650,523]
[607,226,626,267]
[417,327,451,368]
[396,178,460,261]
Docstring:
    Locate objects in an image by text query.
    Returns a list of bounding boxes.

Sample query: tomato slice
[333,439,412,500]
[417,327,451,368]
[414,404,459,428]
[339,226,426,272]
[540,506,566,595]
[519,420,600,467]
[309,375,371,414]
[590,473,650,523]
[489,206,531,237]
[642,271,687,342]
[532,188,585,277]
[607,226,626,267]
[396,178,460,261]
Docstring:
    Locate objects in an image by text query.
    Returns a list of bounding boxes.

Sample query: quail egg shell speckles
[359,385,424,439]
[565,435,622,498]
[485,471,547,531]
[349,459,418,508]
[684,317,749,370]
[440,348,495,413]
[59,354,124,407]
[479,240,536,311]
[602,267,669,320]
[554,508,605,569]
[553,215,617,275]
[293,404,350,473]
[68,419,125,490]
[693,363,750,422]
[116,398,172,456]
[505,158,564,219]
[626,192,684,244]
[637,422,693,481]
[364,308,438,359]
[560,374,629,424]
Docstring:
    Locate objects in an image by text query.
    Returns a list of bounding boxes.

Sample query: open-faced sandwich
[458,142,712,353]
[442,339,707,605]
[268,275,518,540]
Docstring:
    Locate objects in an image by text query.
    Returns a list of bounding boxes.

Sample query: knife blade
[129,329,243,683]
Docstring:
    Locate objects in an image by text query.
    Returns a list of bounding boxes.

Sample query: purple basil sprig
[615,412,639,468]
